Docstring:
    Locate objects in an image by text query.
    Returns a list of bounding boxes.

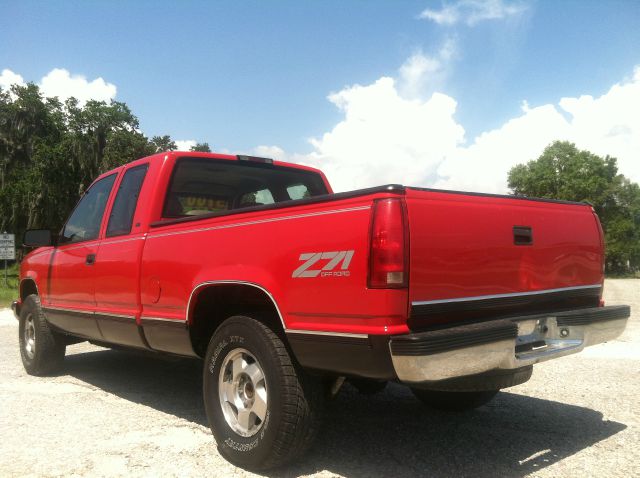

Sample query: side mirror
[23,229,54,247]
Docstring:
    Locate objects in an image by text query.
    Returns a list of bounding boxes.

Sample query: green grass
[0,263,19,308]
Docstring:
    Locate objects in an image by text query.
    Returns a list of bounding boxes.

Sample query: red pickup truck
[12,151,630,470]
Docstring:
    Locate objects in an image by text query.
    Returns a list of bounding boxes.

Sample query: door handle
[513,226,533,245]
[86,254,96,265]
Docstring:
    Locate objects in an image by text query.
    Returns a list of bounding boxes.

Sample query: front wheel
[19,294,66,375]
[411,388,498,411]
[203,316,324,470]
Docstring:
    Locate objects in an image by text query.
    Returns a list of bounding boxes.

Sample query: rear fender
[187,279,285,330]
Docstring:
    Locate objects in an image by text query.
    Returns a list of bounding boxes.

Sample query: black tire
[349,378,387,395]
[411,388,498,411]
[203,316,324,471]
[19,294,66,376]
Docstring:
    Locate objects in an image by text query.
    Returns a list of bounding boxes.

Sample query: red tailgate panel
[406,189,603,305]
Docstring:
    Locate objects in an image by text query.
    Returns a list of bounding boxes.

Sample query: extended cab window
[106,164,149,237]
[163,157,328,218]
[60,174,116,244]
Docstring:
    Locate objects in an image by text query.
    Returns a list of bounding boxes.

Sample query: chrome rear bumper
[390,305,630,384]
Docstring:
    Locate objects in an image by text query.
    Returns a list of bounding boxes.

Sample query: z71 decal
[292,250,355,278]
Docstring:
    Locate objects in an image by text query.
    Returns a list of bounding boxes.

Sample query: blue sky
[2,1,640,192]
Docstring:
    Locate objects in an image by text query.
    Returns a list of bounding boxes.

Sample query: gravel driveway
[1,279,638,477]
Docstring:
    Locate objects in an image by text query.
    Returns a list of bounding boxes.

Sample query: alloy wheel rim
[218,348,268,437]
[24,314,36,359]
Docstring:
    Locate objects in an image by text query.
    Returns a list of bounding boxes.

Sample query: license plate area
[514,316,583,360]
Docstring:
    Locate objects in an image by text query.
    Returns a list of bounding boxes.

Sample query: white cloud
[0,69,25,91]
[435,104,570,192]
[251,145,288,159]
[397,40,456,99]
[0,68,116,105]
[174,140,197,151]
[298,77,465,192]
[436,66,640,192]
[419,0,527,26]
[257,64,640,194]
[398,53,442,99]
[39,68,116,105]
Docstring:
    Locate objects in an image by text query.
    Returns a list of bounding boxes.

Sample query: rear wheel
[411,388,498,411]
[19,294,66,375]
[203,315,324,470]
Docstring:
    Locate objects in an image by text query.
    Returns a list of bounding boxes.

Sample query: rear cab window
[162,157,328,218]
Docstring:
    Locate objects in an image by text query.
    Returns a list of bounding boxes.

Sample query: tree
[0,83,165,246]
[190,142,211,152]
[64,98,146,193]
[0,84,67,239]
[150,135,177,153]
[0,84,64,191]
[508,141,640,274]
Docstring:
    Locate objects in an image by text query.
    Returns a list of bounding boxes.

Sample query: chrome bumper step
[390,305,630,384]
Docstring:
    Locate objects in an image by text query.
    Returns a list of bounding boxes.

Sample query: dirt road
[1,279,638,477]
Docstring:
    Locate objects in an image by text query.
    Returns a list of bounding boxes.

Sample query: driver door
[44,173,117,339]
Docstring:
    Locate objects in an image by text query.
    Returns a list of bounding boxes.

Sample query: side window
[60,174,116,244]
[106,164,149,237]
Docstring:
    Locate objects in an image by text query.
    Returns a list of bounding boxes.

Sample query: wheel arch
[188,281,287,357]
[20,277,39,301]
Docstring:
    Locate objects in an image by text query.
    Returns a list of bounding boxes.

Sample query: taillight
[368,198,409,288]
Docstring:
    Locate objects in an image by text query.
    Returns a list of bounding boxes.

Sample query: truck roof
[121,150,326,177]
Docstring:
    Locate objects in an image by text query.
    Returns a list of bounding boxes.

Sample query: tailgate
[405,188,603,330]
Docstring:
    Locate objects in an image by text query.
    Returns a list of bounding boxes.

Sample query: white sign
[0,234,15,260]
